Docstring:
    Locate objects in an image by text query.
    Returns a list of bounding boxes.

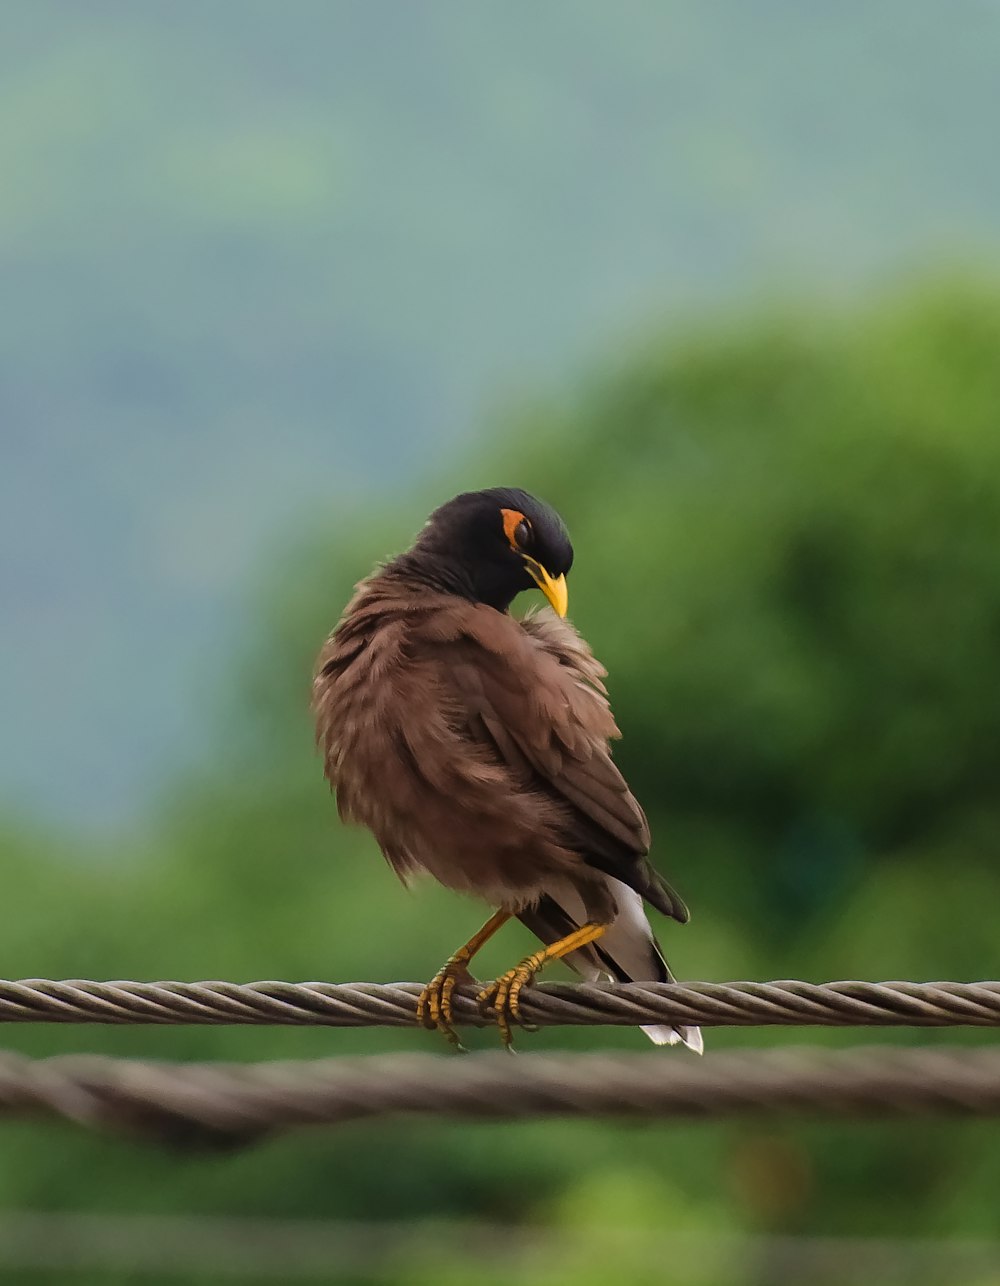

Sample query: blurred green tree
[3,285,1000,1273]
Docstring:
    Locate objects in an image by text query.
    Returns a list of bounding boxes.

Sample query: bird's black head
[407,487,574,615]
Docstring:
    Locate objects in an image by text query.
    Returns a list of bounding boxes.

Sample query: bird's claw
[416,956,476,1051]
[477,955,543,1051]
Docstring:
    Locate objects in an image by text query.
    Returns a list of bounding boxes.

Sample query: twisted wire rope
[2,979,1000,1144]
[2,1047,1000,1145]
[1,978,1000,1028]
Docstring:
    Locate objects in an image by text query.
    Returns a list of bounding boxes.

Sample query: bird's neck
[382,550,514,613]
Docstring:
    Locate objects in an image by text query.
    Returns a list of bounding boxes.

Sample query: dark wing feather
[418,605,688,922]
[517,893,669,982]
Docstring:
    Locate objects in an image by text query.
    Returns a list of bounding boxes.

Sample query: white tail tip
[641,1023,704,1055]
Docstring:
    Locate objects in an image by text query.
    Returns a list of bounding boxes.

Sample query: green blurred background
[4,3,1000,1283]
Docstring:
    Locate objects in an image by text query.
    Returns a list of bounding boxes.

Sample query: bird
[312,487,701,1053]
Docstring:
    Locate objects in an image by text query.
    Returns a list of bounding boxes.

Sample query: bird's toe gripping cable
[477,921,607,1051]
[416,909,511,1051]
[416,958,476,1051]
[476,958,544,1050]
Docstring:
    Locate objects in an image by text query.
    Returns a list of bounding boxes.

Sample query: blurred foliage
[3,285,1000,1281]
[6,1,1000,826]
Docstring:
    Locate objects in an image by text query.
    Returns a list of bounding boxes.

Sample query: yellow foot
[416,957,477,1051]
[477,952,545,1051]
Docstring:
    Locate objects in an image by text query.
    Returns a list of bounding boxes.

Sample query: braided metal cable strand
[1,1046,1000,1145]
[1,978,1000,1028]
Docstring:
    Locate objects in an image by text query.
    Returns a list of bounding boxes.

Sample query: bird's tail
[516,883,703,1055]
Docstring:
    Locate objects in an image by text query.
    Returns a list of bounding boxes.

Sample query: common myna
[313,488,701,1053]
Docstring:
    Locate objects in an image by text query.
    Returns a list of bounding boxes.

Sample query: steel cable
[1,1046,1000,1146]
[1,978,1000,1028]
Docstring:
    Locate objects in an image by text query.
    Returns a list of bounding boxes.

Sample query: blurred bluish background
[4,2,1000,1282]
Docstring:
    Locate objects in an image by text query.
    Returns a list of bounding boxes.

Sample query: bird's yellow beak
[525,560,568,617]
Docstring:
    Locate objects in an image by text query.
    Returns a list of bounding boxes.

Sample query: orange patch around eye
[500,507,526,549]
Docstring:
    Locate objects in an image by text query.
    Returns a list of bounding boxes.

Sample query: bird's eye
[514,519,533,550]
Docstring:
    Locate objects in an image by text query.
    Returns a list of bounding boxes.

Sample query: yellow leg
[416,909,511,1050]
[477,922,607,1050]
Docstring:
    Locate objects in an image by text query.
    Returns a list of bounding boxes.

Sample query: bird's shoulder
[409,602,616,738]
[315,582,615,761]
[407,602,651,857]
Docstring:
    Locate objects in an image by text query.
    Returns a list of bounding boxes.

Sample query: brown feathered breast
[313,571,685,925]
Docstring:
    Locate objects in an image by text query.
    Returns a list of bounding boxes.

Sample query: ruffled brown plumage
[311,487,700,1052]
[315,575,671,920]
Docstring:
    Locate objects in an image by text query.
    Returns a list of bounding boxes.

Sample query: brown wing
[314,584,584,904]
[414,603,688,922]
